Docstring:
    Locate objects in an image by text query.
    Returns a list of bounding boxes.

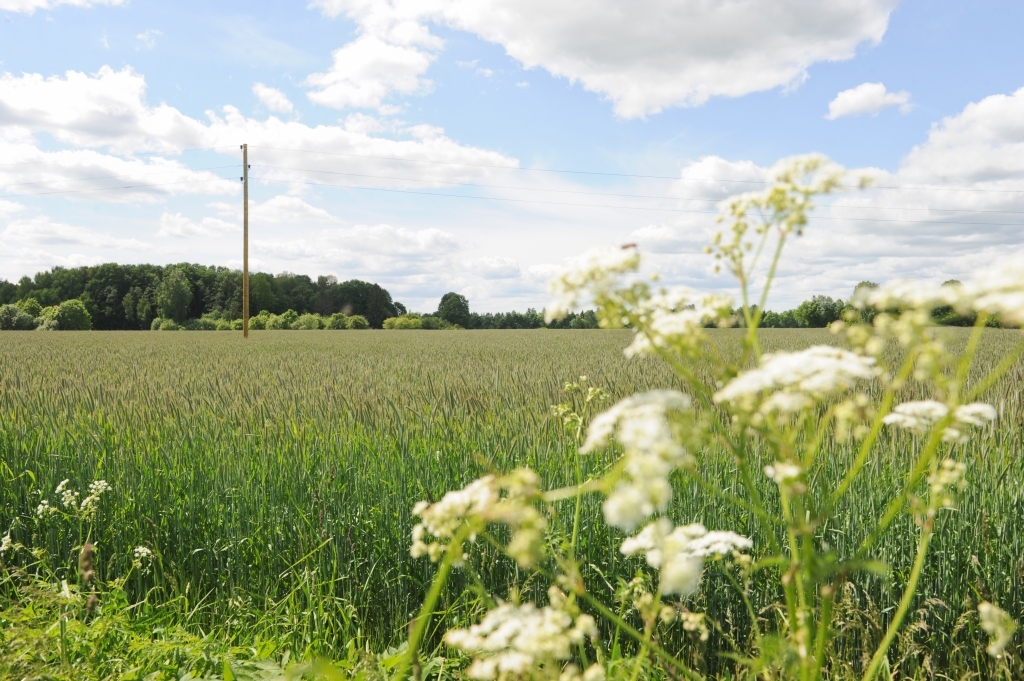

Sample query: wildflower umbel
[581,390,693,530]
[978,601,1017,658]
[713,345,879,415]
[620,518,752,595]
[882,401,997,443]
[444,586,599,680]
[411,469,546,567]
[545,246,640,323]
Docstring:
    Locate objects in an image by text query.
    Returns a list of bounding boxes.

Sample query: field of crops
[1,329,1023,672]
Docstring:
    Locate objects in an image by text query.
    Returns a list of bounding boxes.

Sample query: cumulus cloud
[0,0,124,13]
[468,256,520,279]
[136,29,162,50]
[0,66,518,199]
[304,34,436,110]
[3,215,149,250]
[311,0,898,118]
[157,212,236,238]
[252,83,294,113]
[826,82,911,119]
[251,195,338,224]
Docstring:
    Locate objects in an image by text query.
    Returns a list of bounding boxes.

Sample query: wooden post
[242,143,249,338]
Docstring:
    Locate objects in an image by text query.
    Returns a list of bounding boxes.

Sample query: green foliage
[327,312,350,330]
[16,297,42,318]
[267,309,299,329]
[437,292,471,328]
[384,314,423,329]
[793,294,845,327]
[0,304,36,330]
[156,268,193,324]
[293,313,325,330]
[347,315,370,329]
[55,299,93,330]
[182,317,219,331]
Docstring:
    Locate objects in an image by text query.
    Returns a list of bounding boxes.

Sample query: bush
[16,298,42,318]
[215,319,233,331]
[38,306,58,321]
[0,304,36,330]
[54,299,92,330]
[231,319,244,330]
[347,315,370,329]
[249,311,272,330]
[327,313,349,330]
[150,318,179,331]
[419,315,452,330]
[293,313,324,330]
[267,309,299,330]
[183,318,218,331]
[384,314,422,329]
[35,318,59,331]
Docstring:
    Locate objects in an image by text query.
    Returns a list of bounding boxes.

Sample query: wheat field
[1,329,1022,672]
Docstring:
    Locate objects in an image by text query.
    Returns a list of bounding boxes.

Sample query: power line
[0,146,239,169]
[253,163,1024,215]
[0,175,238,200]
[0,165,239,189]
[248,145,1024,194]
[251,174,1024,227]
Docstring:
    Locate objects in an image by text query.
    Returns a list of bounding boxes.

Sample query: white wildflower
[0,533,11,556]
[856,280,962,311]
[714,346,879,415]
[411,470,546,567]
[927,459,967,510]
[133,545,154,574]
[966,257,1024,326]
[978,601,1017,658]
[882,401,996,443]
[36,499,56,518]
[545,247,640,323]
[444,586,598,680]
[581,391,692,531]
[54,479,78,509]
[681,611,710,641]
[624,289,733,357]
[764,461,802,485]
[621,518,751,595]
[78,479,111,520]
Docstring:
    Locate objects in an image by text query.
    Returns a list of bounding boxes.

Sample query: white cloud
[3,215,149,250]
[304,34,436,110]
[251,195,337,224]
[135,29,161,50]
[157,212,237,238]
[252,83,294,114]
[468,256,520,279]
[0,0,124,13]
[826,82,911,119]
[0,66,518,199]
[0,200,24,217]
[312,0,898,118]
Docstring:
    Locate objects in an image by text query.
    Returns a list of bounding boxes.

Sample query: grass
[1,329,1022,677]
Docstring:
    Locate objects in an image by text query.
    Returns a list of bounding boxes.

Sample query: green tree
[156,268,193,323]
[16,297,42,318]
[55,299,93,330]
[0,304,36,330]
[437,292,471,328]
[794,295,845,328]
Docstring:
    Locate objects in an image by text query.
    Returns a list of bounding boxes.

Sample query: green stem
[861,524,934,681]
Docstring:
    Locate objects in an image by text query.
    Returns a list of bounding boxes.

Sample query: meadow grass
[1,328,1022,675]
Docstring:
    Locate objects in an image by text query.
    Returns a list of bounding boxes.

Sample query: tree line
[0,266,982,332]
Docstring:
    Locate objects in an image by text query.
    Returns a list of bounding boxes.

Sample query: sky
[0,0,1022,313]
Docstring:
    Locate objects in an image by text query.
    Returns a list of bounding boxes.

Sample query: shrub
[54,299,92,330]
[154,318,179,331]
[293,313,324,330]
[35,318,59,331]
[326,313,349,330]
[231,319,244,330]
[419,315,451,330]
[249,311,272,330]
[267,309,299,330]
[38,306,58,321]
[384,314,423,329]
[216,319,233,331]
[347,315,369,329]
[183,318,218,331]
[16,298,42,318]
[0,304,36,330]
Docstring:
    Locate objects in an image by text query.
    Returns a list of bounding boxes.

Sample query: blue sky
[1,0,1022,312]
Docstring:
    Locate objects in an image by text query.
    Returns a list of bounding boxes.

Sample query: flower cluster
[581,390,693,530]
[713,346,879,416]
[545,247,641,323]
[620,518,752,595]
[411,469,546,567]
[444,586,599,680]
[133,545,154,574]
[882,401,997,443]
[623,288,734,358]
[854,258,1024,327]
[978,601,1017,658]
[927,458,968,512]
[35,479,111,522]
[0,532,11,556]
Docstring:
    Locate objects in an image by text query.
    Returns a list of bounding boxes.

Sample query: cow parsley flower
[133,545,154,574]
[624,289,733,357]
[546,247,640,323]
[966,257,1024,326]
[36,499,57,519]
[856,280,962,311]
[581,391,693,530]
[0,533,11,556]
[713,346,879,415]
[882,401,996,443]
[411,470,546,567]
[620,518,752,595]
[79,479,111,520]
[444,586,598,680]
[978,601,1017,658]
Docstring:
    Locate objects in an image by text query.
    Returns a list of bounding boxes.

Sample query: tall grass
[1,329,1021,670]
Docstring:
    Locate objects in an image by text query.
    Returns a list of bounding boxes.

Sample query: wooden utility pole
[241,143,249,338]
